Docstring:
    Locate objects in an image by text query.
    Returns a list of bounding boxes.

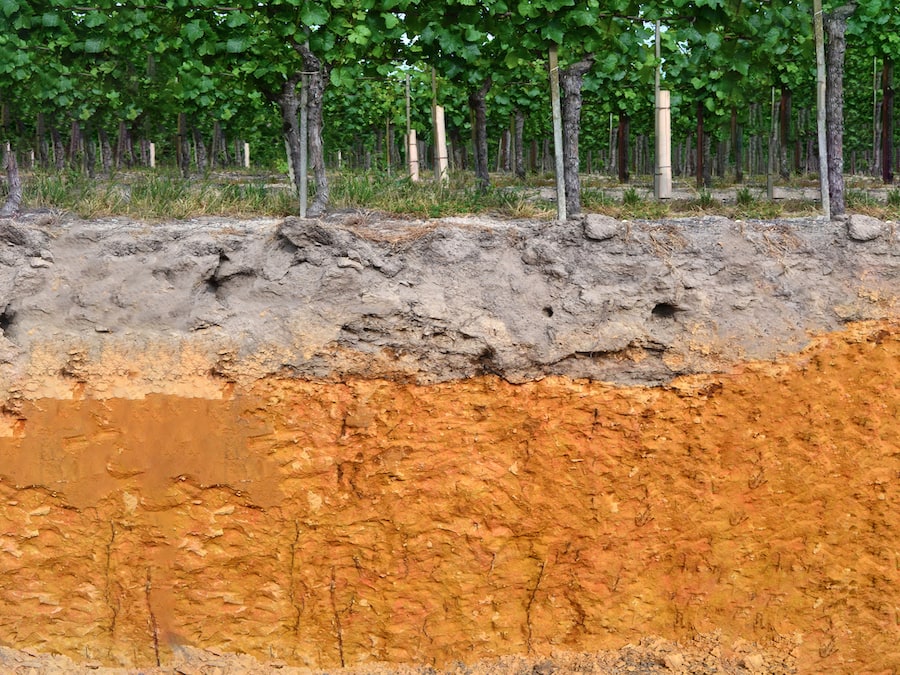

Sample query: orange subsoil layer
[0,322,898,673]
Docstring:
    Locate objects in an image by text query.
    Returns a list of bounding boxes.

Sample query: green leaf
[184,20,204,42]
[705,32,722,50]
[517,1,538,18]
[84,12,105,28]
[226,11,250,28]
[301,3,329,27]
[0,0,18,18]
[464,24,482,42]
[541,20,564,44]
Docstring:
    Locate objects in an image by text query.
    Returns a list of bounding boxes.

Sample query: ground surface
[0,211,897,674]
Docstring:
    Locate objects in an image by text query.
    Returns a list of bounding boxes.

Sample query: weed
[736,187,755,206]
[887,189,900,207]
[846,189,877,208]
[697,189,715,208]
[622,187,643,206]
[582,188,615,210]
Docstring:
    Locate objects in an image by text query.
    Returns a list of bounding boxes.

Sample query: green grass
[17,168,900,221]
[23,171,297,219]
[329,171,555,219]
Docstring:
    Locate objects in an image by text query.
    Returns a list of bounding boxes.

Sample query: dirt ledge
[0,210,896,400]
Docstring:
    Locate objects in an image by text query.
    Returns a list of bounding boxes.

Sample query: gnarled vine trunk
[0,143,21,217]
[35,113,49,169]
[192,124,208,175]
[296,43,330,217]
[51,126,65,171]
[882,60,894,184]
[279,74,304,198]
[560,57,594,218]
[825,3,856,217]
[617,115,630,183]
[99,128,113,177]
[468,78,492,193]
[779,87,793,178]
[731,108,744,184]
[514,109,526,180]
[177,113,191,178]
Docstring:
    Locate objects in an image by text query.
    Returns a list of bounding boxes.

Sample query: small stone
[29,257,51,268]
[743,653,765,669]
[337,256,363,270]
[847,214,885,241]
[664,652,685,669]
[39,249,54,261]
[584,214,621,241]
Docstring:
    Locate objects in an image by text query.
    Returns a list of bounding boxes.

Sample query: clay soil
[0,213,897,674]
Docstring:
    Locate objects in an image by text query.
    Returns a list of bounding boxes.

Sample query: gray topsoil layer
[0,209,897,387]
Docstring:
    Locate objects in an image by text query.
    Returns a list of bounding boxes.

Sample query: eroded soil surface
[0,213,897,674]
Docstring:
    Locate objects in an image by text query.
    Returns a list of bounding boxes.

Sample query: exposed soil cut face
[0,212,897,674]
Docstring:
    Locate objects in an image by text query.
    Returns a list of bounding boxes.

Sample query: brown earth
[0,320,897,674]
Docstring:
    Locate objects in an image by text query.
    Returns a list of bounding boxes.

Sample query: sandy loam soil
[0,210,897,674]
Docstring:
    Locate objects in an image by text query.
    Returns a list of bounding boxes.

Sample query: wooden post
[656,90,672,199]
[243,142,250,168]
[408,129,420,181]
[653,20,666,198]
[405,73,412,143]
[813,0,830,218]
[405,73,419,181]
[549,44,566,221]
[149,142,156,168]
[433,105,449,184]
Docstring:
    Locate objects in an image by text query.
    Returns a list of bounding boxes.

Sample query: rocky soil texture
[0,210,895,396]
[0,211,896,674]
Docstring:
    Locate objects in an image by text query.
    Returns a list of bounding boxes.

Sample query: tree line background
[0,0,897,217]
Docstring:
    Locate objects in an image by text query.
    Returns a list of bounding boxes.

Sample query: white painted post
[243,142,250,168]
[407,129,420,181]
[549,44,566,221]
[149,142,156,168]
[433,105,449,184]
[656,91,673,200]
